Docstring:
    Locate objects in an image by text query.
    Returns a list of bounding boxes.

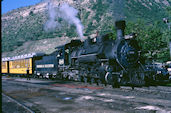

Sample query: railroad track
[2,93,35,113]
[3,76,171,95]
[2,77,171,113]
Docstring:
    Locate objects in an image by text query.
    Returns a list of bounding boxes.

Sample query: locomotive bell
[115,20,126,40]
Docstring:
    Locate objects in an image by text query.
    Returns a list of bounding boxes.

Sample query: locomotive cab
[56,39,82,66]
[56,46,69,66]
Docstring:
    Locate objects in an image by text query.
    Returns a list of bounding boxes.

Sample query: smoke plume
[44,1,84,39]
[59,3,84,39]
[44,0,60,31]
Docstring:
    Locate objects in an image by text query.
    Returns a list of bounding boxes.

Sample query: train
[2,20,170,88]
[1,53,44,76]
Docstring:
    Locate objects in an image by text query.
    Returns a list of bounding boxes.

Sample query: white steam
[44,1,84,39]
[59,3,84,38]
[44,1,60,31]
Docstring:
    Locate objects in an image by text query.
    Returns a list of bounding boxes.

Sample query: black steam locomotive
[35,20,152,88]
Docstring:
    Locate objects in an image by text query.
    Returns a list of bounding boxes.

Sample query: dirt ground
[2,76,171,113]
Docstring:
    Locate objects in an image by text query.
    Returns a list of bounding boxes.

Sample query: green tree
[164,6,171,60]
[124,20,169,62]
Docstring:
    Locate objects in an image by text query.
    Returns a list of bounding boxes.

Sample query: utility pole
[163,18,171,59]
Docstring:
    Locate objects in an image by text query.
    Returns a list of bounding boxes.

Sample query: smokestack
[115,20,126,40]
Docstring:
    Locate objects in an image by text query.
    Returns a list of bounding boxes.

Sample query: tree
[164,6,171,60]
[124,20,169,62]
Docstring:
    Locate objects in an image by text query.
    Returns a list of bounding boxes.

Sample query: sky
[2,0,42,14]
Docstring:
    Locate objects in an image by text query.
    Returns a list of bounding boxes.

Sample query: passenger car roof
[2,53,45,61]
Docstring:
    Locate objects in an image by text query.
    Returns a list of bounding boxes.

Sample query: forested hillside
[2,0,171,61]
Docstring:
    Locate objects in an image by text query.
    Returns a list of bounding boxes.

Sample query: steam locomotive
[2,20,155,88]
[35,20,152,88]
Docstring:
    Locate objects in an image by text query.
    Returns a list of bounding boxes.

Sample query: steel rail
[2,93,35,113]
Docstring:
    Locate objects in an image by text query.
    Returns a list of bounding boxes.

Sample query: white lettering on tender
[36,64,54,68]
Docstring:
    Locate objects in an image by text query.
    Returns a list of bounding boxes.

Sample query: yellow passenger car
[8,53,44,75]
[9,58,33,74]
[1,57,10,74]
